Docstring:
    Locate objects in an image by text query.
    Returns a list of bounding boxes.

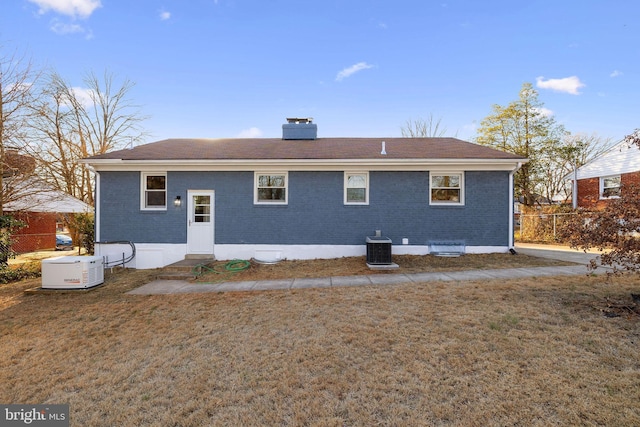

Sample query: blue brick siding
[98,170,510,247]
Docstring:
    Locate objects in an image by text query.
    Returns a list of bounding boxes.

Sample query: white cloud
[335,62,374,82]
[535,76,585,95]
[50,19,84,34]
[67,87,95,108]
[610,70,623,78]
[159,10,171,20]
[28,0,102,19]
[533,107,554,117]
[237,127,263,138]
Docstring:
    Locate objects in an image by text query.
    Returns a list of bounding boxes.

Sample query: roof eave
[84,157,527,172]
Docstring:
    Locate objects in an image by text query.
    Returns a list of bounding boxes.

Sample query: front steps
[157,257,215,281]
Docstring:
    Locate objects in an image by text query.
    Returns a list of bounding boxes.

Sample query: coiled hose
[193,259,251,283]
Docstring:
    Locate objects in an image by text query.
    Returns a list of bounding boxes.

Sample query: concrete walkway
[127,244,607,295]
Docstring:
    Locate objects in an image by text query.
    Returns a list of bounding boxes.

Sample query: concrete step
[156,272,198,281]
[158,258,215,280]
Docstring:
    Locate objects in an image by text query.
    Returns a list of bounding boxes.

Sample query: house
[83,119,527,269]
[1,149,91,252]
[4,178,92,252]
[571,139,640,209]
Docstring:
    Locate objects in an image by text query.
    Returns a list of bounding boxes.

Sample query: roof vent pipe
[381,141,387,155]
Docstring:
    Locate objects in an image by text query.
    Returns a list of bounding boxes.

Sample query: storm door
[186,190,214,254]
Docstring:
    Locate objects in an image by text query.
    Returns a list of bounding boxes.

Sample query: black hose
[95,241,136,267]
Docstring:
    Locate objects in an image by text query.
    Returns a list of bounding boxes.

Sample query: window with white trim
[255,172,287,204]
[430,172,464,205]
[344,172,369,205]
[601,175,621,198]
[141,172,167,210]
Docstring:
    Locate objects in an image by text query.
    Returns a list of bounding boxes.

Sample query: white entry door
[187,190,214,254]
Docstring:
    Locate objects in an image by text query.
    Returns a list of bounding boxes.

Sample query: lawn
[193,252,574,283]
[1,255,639,426]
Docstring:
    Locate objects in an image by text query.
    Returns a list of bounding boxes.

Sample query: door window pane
[193,195,211,222]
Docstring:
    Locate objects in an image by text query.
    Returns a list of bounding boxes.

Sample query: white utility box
[41,256,104,289]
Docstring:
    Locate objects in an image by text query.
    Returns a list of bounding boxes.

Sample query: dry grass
[195,253,572,283]
[1,257,639,426]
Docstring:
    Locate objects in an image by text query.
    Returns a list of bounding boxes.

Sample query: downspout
[509,162,523,250]
[572,162,578,210]
[93,169,101,243]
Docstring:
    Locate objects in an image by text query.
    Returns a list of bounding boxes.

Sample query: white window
[344,172,369,205]
[430,172,464,205]
[601,175,621,198]
[141,172,167,210]
[255,172,287,204]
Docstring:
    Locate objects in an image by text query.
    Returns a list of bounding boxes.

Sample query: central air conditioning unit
[41,256,104,289]
[366,236,393,265]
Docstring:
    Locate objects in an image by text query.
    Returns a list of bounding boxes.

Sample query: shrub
[0,215,26,267]
[559,183,640,276]
[67,213,95,255]
[0,263,40,284]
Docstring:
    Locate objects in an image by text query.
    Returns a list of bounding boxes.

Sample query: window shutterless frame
[141,172,167,210]
[429,172,464,205]
[344,172,369,205]
[254,172,288,204]
[600,175,621,199]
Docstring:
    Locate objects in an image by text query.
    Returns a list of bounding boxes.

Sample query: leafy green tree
[475,83,567,206]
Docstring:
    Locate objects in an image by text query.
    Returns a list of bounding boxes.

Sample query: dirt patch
[194,253,575,283]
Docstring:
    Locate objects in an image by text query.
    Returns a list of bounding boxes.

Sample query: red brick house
[2,150,91,252]
[4,179,91,253]
[572,140,640,209]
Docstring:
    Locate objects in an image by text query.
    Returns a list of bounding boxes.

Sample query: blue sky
[2,0,638,143]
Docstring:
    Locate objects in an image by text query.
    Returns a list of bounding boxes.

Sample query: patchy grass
[195,253,573,283]
[1,258,639,426]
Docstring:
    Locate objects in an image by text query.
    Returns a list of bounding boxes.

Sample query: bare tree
[0,47,39,212]
[538,133,615,205]
[401,114,448,137]
[27,70,148,205]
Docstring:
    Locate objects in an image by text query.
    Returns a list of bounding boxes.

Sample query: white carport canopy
[3,179,92,213]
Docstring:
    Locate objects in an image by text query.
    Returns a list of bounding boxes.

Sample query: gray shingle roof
[86,137,525,162]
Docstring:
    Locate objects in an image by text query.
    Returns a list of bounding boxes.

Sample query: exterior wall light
[174,196,181,207]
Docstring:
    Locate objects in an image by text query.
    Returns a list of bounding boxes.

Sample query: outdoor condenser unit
[366,236,393,265]
[41,256,104,289]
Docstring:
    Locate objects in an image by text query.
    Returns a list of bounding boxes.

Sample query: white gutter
[82,158,526,173]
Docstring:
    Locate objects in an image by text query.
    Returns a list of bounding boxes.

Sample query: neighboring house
[571,140,640,209]
[4,178,92,252]
[83,119,527,269]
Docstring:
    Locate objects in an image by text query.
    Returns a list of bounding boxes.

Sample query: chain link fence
[516,212,577,243]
